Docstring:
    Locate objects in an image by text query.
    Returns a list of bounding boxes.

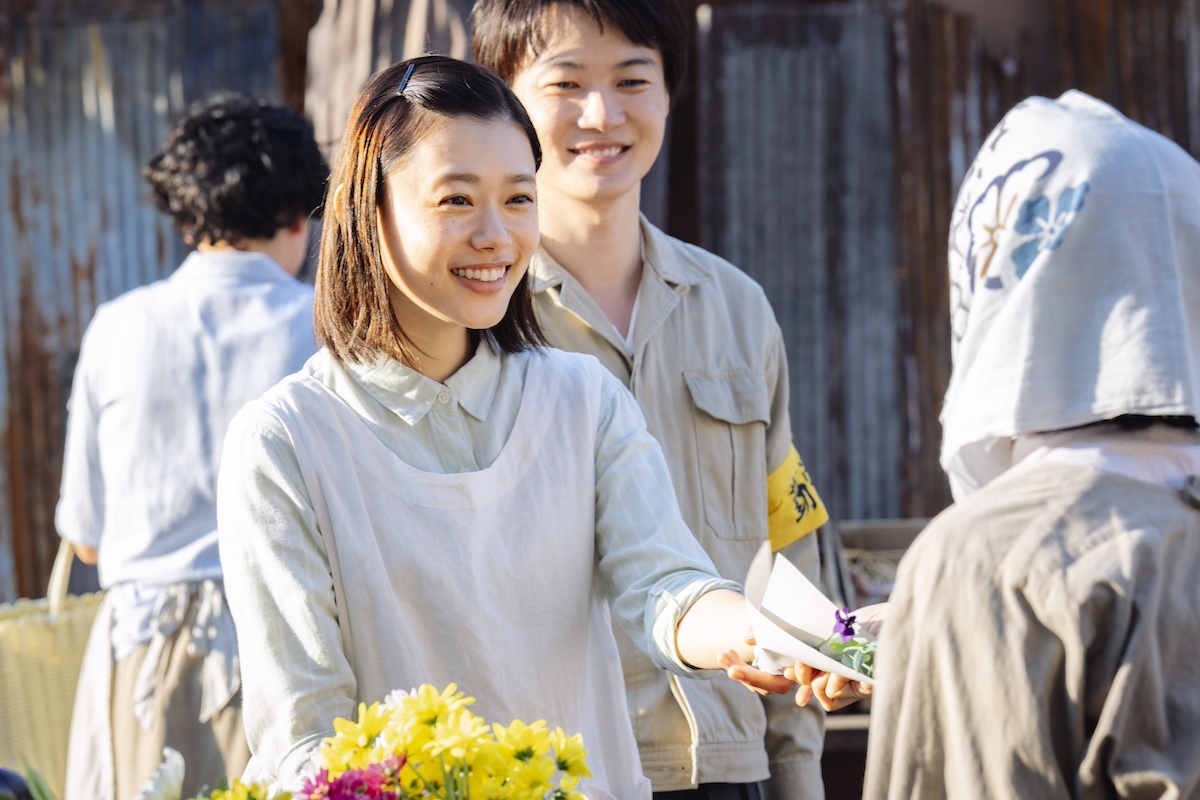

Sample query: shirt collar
[172,249,295,284]
[342,337,502,426]
[529,214,713,292]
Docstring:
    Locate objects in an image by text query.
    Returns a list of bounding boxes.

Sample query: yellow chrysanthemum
[550,727,592,783]
[424,706,491,762]
[399,752,451,795]
[203,779,285,800]
[506,754,557,800]
[492,719,551,763]
[387,683,475,757]
[318,701,396,774]
[466,759,517,800]
[396,683,474,727]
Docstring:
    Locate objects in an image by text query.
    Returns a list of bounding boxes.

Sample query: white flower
[133,747,185,800]
[296,751,324,787]
[382,686,417,706]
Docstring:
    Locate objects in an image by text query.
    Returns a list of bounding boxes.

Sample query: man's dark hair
[471,0,689,98]
[144,92,328,244]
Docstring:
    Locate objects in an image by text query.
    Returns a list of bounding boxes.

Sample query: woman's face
[377,115,539,345]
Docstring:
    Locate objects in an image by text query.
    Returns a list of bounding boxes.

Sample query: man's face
[510,4,670,209]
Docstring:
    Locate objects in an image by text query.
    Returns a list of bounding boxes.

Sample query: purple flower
[833,608,857,643]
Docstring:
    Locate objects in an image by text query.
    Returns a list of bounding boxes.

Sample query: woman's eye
[619,79,649,88]
[509,194,535,205]
[548,81,577,91]
[441,195,471,207]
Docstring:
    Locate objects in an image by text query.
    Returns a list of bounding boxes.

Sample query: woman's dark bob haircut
[471,0,689,98]
[314,56,546,365]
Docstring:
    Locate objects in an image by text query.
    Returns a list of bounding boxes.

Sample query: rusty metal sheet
[0,0,291,600]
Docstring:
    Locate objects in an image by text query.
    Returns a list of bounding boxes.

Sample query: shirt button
[436,390,451,404]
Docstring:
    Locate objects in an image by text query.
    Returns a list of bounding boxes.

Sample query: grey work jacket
[529,217,823,790]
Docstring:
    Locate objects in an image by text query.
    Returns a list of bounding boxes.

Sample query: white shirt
[217,343,738,798]
[56,249,317,656]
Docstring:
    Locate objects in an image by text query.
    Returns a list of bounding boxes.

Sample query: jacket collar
[529,214,714,292]
[172,249,295,284]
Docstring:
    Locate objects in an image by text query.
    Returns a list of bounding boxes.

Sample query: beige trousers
[110,604,249,800]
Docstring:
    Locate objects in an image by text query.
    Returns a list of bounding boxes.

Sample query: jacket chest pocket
[683,370,770,541]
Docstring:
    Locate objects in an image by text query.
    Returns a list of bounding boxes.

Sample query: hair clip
[396,63,416,97]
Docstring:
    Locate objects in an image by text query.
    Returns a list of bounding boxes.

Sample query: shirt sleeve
[590,368,741,678]
[762,313,828,551]
[767,444,829,551]
[55,311,108,548]
[217,405,357,787]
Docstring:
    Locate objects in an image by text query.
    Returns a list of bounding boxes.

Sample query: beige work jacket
[529,217,824,791]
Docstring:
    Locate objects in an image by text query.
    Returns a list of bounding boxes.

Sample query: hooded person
[858,91,1200,798]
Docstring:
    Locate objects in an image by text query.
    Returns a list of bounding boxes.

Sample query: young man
[58,92,327,800]
[473,3,830,798]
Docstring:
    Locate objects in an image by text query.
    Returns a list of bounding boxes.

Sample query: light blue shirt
[56,249,317,656]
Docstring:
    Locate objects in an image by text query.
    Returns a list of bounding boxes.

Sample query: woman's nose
[471,205,513,250]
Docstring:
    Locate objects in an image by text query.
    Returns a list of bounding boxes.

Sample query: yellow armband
[766,444,828,551]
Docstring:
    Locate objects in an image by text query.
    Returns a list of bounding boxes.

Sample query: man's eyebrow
[543,56,657,71]
[616,56,657,70]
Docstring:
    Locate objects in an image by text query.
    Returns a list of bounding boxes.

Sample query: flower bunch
[821,608,877,679]
[301,683,592,800]
[197,781,288,800]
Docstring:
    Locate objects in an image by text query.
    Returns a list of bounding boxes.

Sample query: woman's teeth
[452,266,505,282]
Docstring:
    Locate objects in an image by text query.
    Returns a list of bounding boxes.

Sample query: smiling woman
[313,56,545,376]
[215,55,785,799]
[375,116,539,380]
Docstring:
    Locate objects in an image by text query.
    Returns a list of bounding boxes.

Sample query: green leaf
[19,762,56,800]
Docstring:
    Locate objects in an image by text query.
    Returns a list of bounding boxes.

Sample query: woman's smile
[451,263,511,289]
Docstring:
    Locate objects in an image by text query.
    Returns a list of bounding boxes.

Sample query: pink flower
[300,757,408,800]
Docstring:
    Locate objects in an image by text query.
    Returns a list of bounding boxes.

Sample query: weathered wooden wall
[694,4,903,523]
[886,0,1200,519]
[682,0,1200,524]
[0,0,303,601]
[5,0,1200,598]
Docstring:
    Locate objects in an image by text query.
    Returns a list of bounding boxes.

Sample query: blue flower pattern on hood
[1011,183,1090,279]
[959,149,1089,293]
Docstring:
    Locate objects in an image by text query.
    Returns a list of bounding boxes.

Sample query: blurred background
[2,0,1198,604]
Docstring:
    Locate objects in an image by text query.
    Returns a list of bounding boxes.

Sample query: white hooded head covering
[940,90,1200,499]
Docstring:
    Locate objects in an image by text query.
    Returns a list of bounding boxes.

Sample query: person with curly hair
[57,92,328,800]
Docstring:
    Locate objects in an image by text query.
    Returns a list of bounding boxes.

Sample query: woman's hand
[787,662,873,711]
[852,602,889,636]
[718,649,795,696]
